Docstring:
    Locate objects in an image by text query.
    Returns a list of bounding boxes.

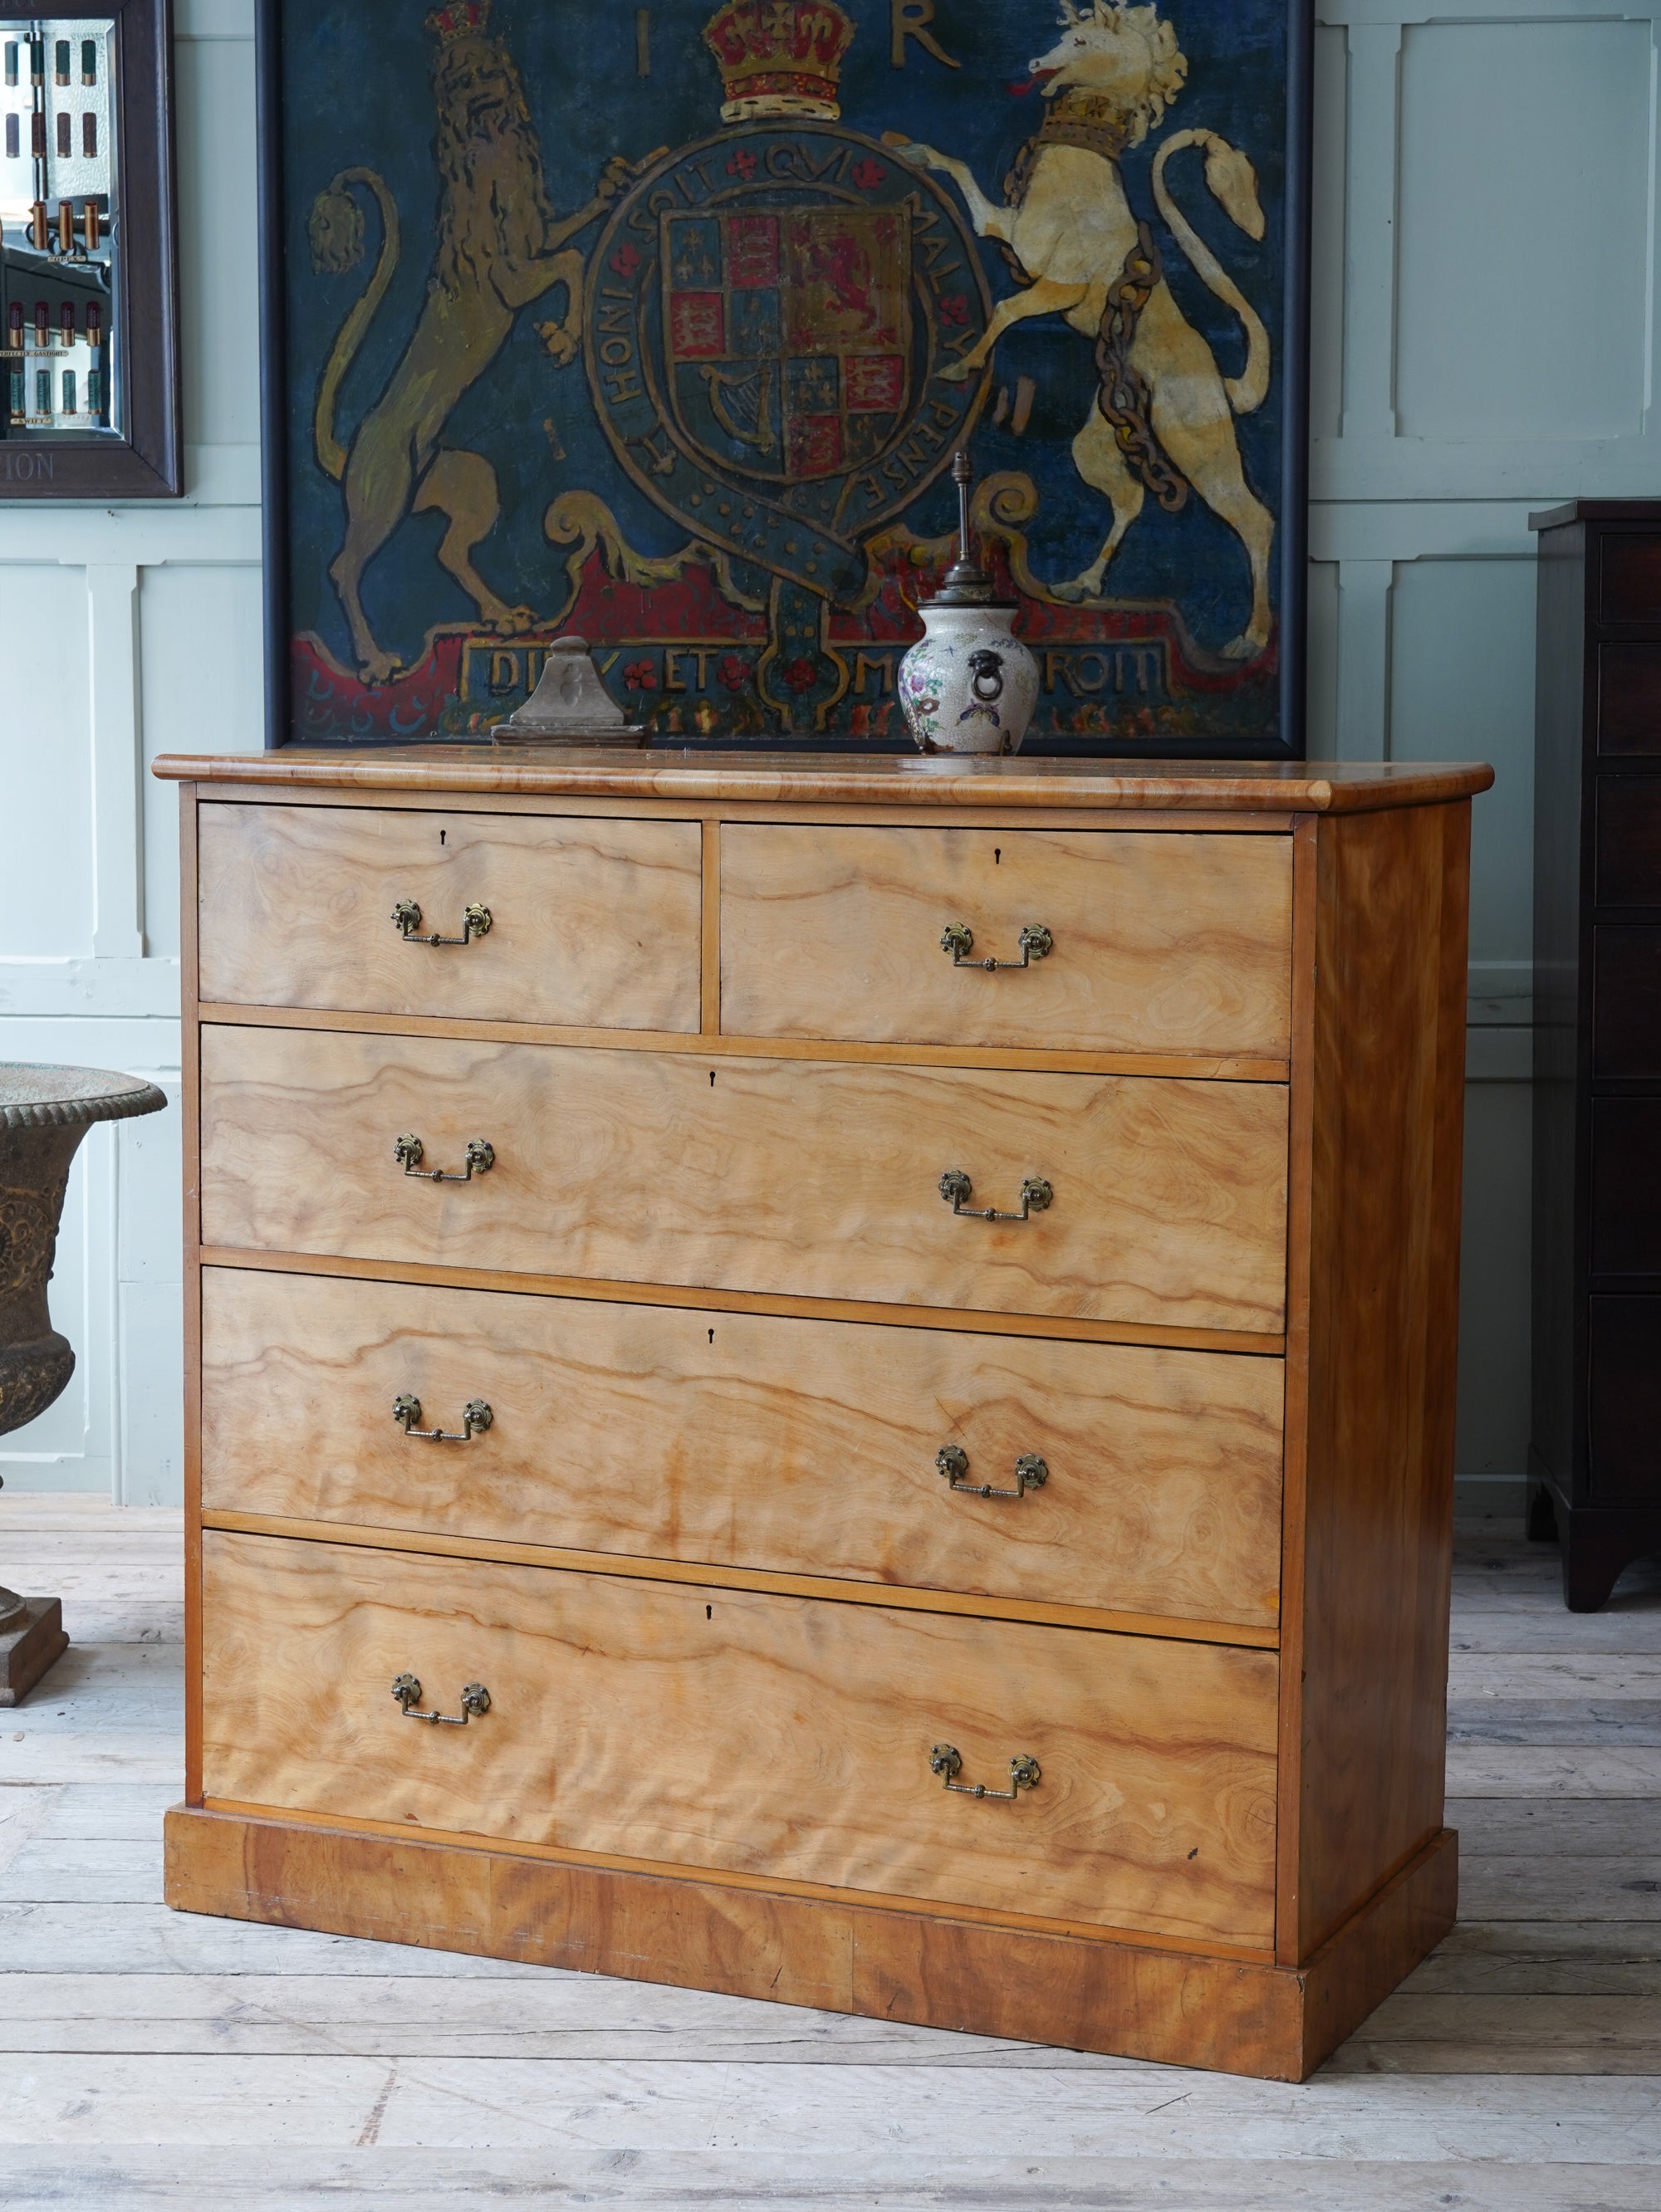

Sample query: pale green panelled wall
[0,0,1646,1500]
[1307,0,1661,1506]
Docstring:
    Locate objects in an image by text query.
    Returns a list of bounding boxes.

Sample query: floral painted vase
[898,451,1038,756]
[898,601,1039,756]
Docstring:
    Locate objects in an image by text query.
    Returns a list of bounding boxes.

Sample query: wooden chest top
[152,749,1492,813]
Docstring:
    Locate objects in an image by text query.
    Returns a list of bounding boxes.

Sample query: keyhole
[439,830,447,846]
[994,847,1001,864]
[708,1328,715,1343]
[705,1605,713,1620]
[709,1069,716,1086]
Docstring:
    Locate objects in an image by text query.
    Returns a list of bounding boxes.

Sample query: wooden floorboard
[2,1498,1660,2203]
[0,2151,1655,2210]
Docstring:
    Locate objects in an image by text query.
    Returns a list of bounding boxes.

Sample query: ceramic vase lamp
[898,452,1039,755]
[1,1065,166,1704]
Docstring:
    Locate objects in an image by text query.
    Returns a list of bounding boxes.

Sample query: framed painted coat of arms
[257,1,1312,753]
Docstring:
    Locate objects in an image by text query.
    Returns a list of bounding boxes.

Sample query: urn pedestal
[1,1065,167,1705]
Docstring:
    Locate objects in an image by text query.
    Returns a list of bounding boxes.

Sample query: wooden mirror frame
[0,0,180,498]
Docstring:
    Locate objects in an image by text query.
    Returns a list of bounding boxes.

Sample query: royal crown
[426,0,490,45]
[703,1,855,125]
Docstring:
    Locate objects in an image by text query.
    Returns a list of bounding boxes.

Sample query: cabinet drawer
[201,1530,1279,1945]
[201,1270,1285,1628]
[1590,1100,1661,1275]
[1593,927,1661,1077]
[1590,1297,1661,1501]
[1597,781,1661,905]
[1599,646,1661,756]
[199,1028,1289,1334]
[1601,535,1661,627]
[720,825,1294,1057]
[197,803,702,1030]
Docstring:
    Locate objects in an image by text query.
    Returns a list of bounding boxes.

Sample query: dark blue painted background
[279,1,1292,722]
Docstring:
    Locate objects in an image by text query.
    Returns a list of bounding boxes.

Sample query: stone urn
[898,451,1039,756]
[1,1064,166,1704]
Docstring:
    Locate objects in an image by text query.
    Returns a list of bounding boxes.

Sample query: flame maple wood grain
[198,1028,1291,1332]
[161,757,1483,2077]
[162,1805,1458,2081]
[199,1529,1281,1946]
[196,801,702,1030]
[1295,800,1472,1954]
[721,824,1294,1056]
[198,1267,1285,1628]
[152,748,1496,815]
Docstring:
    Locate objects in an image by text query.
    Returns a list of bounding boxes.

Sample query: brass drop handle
[929,1745,1041,1800]
[392,1393,492,1441]
[939,1170,1052,1221]
[391,1674,492,1726]
[393,1133,495,1182]
[941,922,1052,971]
[937,1446,1048,1500]
[393,898,492,947]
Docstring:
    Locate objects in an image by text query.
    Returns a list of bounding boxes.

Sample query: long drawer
[198,1026,1290,1334]
[197,803,703,1030]
[200,1530,1280,1945]
[200,1269,1286,1627]
[720,825,1295,1057]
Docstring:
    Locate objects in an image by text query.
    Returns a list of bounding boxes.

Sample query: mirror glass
[0,17,120,440]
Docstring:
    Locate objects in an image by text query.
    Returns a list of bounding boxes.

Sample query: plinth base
[0,1596,68,1705]
[164,1806,1458,2081]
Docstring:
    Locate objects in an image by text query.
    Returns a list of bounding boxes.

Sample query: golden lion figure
[307,12,635,685]
[891,0,1276,659]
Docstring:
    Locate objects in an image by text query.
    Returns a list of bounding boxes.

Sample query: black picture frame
[0,0,181,499]
[255,0,1312,756]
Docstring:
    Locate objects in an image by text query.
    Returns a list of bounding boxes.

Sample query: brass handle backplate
[937,1446,1049,1500]
[929,1744,1041,1800]
[392,1393,492,1441]
[391,1673,492,1725]
[393,898,492,947]
[941,922,1052,971]
[394,1134,495,1182]
[939,1170,1052,1221]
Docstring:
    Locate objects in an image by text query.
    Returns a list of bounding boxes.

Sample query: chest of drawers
[154,747,1489,2081]
[1531,501,1661,1606]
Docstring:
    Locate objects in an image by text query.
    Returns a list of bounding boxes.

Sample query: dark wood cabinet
[1531,500,1661,1605]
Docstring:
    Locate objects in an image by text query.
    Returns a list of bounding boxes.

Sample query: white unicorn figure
[889,2,1276,658]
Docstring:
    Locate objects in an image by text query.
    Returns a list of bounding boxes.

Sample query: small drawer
[1590,1100,1661,1275]
[1597,781,1661,905]
[1590,1297,1661,1501]
[201,1529,1280,1945]
[197,803,702,1031]
[1601,535,1661,628]
[719,825,1293,1058]
[1592,927,1661,1077]
[1599,646,1661,756]
[201,1270,1286,1628]
[198,1027,1290,1335]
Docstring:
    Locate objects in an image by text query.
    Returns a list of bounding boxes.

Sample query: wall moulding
[1318,2,1659,23]
[1317,1,1661,502]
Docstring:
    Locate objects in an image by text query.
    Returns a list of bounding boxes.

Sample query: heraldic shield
[662,204,912,486]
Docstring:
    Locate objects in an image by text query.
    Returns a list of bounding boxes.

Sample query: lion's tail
[1151,130,1271,416]
[311,167,400,484]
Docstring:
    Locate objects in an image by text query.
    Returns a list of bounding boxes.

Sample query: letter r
[891,0,960,71]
